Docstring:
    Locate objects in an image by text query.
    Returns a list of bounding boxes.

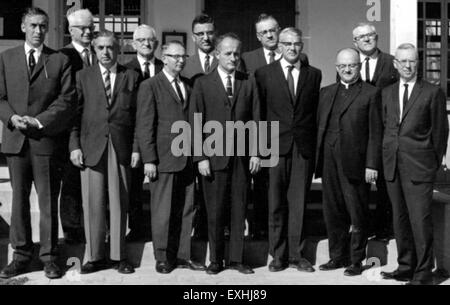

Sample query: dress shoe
[206,262,224,275]
[115,260,135,274]
[344,263,363,276]
[80,260,110,274]
[43,262,62,279]
[125,230,145,242]
[227,262,254,274]
[297,258,315,273]
[405,278,434,286]
[268,259,287,272]
[176,259,206,271]
[155,261,174,274]
[380,270,413,282]
[0,260,29,279]
[319,259,349,271]
[288,259,299,268]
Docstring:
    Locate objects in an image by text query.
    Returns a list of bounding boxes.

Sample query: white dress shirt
[72,41,93,65]
[99,63,117,95]
[360,51,379,82]
[198,49,215,73]
[137,54,156,77]
[24,43,43,72]
[263,48,282,64]
[399,77,417,121]
[280,57,300,94]
[162,69,186,101]
[217,66,235,95]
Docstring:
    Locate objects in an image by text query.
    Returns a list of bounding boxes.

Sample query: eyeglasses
[395,59,417,66]
[193,31,215,37]
[257,28,279,36]
[71,25,95,32]
[279,41,303,47]
[164,54,189,60]
[336,63,360,70]
[136,38,157,44]
[354,32,377,41]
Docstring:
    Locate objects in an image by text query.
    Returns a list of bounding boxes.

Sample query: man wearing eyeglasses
[57,8,97,245]
[315,48,382,276]
[352,23,399,242]
[136,41,205,274]
[124,24,164,243]
[380,44,448,285]
[254,28,321,273]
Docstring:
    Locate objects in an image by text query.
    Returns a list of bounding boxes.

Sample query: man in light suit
[124,24,164,242]
[255,28,321,273]
[191,33,261,275]
[70,31,140,274]
[352,22,399,241]
[137,41,205,274]
[316,48,382,276]
[57,8,97,245]
[380,44,448,285]
[0,7,76,279]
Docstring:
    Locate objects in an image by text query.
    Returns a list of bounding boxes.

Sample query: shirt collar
[280,57,301,71]
[24,42,43,57]
[137,54,155,67]
[400,77,417,88]
[360,49,379,61]
[198,49,214,61]
[263,47,280,58]
[340,79,360,89]
[99,62,117,74]
[217,66,235,80]
[162,68,180,83]
[72,41,91,54]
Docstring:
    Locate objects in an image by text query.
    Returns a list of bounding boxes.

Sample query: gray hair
[67,9,94,26]
[133,24,157,41]
[352,22,377,38]
[279,27,303,40]
[161,40,185,53]
[395,43,418,59]
[93,30,120,47]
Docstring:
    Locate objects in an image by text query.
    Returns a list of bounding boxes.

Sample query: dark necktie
[287,65,296,100]
[82,48,91,66]
[226,75,233,107]
[143,61,150,79]
[204,54,211,73]
[104,70,111,104]
[402,83,409,113]
[365,57,371,83]
[268,51,275,64]
[29,49,36,75]
[174,79,185,104]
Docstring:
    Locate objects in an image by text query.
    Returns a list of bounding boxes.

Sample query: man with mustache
[69,31,140,274]
[316,48,382,276]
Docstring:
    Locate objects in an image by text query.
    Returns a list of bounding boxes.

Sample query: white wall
[390,0,417,54]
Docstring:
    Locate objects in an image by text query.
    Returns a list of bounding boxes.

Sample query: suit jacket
[241,47,310,75]
[69,64,140,167]
[124,56,164,83]
[0,45,76,155]
[255,60,322,159]
[315,81,382,182]
[382,79,449,182]
[137,72,191,173]
[181,51,218,83]
[60,43,97,78]
[190,69,261,171]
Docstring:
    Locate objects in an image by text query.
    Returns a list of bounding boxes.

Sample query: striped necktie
[104,69,111,104]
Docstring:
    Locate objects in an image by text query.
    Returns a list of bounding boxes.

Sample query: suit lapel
[294,65,309,107]
[274,62,295,108]
[340,82,362,117]
[258,48,267,66]
[231,73,243,109]
[402,80,423,121]
[30,47,50,82]
[371,50,385,85]
[212,70,230,104]
[160,72,183,105]
[322,83,340,123]
[111,65,126,104]
[15,47,30,85]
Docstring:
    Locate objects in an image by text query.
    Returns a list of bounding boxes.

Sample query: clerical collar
[340,78,361,89]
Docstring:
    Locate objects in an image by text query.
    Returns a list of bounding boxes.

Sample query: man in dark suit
[191,33,261,275]
[0,7,76,279]
[255,27,321,273]
[316,48,382,276]
[57,8,96,245]
[136,41,205,274]
[69,31,140,274]
[352,22,399,241]
[380,44,448,285]
[124,24,164,242]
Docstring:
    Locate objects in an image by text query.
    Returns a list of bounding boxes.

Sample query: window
[418,0,449,99]
[63,0,145,62]
[0,1,32,39]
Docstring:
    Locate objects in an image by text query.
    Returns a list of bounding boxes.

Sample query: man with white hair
[124,24,164,242]
[58,8,97,244]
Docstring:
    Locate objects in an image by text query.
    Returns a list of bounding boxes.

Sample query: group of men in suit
[0,7,447,285]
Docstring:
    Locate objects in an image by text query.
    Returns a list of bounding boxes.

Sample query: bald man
[316,48,382,276]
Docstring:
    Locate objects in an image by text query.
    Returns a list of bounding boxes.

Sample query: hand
[10,115,27,130]
[70,149,84,169]
[22,116,41,129]
[144,163,157,181]
[131,153,141,169]
[365,168,378,184]
[249,157,261,175]
[198,160,211,177]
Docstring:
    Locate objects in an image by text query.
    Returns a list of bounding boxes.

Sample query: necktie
[402,83,409,113]
[82,48,91,66]
[204,54,211,73]
[104,69,111,105]
[287,65,296,100]
[174,79,185,104]
[364,57,371,83]
[143,62,150,79]
[29,49,36,75]
[268,51,275,64]
[226,75,233,107]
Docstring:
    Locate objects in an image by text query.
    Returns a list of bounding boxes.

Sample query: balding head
[336,48,361,84]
